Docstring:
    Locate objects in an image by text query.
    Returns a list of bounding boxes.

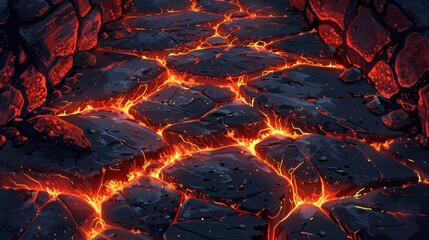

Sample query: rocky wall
[0,0,124,148]
[292,0,429,148]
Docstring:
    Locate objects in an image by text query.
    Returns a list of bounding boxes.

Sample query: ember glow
[1,0,429,240]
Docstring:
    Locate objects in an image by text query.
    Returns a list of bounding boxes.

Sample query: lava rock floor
[1,1,429,240]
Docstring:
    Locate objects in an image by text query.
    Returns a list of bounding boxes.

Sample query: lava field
[1,0,429,240]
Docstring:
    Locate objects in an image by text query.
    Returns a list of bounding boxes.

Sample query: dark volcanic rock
[0,0,9,24]
[245,89,403,139]
[197,0,240,14]
[255,135,418,199]
[19,2,78,85]
[125,0,192,15]
[382,109,412,130]
[77,8,102,51]
[165,198,267,240]
[166,46,285,78]
[275,204,349,240]
[239,0,294,15]
[323,184,429,239]
[130,84,233,129]
[389,139,429,176]
[393,0,429,27]
[0,188,96,240]
[13,0,51,23]
[267,32,336,65]
[0,110,165,180]
[90,0,122,23]
[101,10,221,52]
[339,67,363,83]
[245,65,376,99]
[384,5,413,32]
[51,51,166,111]
[161,146,289,206]
[94,228,154,240]
[162,101,267,148]
[23,115,91,151]
[102,176,181,236]
[238,186,293,217]
[366,97,387,115]
[218,16,308,44]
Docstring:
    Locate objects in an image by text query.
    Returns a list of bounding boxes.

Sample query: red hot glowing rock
[346,6,390,62]
[0,85,24,126]
[318,24,343,47]
[368,60,400,99]
[309,0,358,29]
[24,115,91,151]
[419,84,429,147]
[395,33,429,88]
[18,66,48,112]
[19,2,78,85]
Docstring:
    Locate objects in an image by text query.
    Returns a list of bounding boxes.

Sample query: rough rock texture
[161,146,290,206]
[0,110,165,181]
[19,2,78,85]
[1,1,429,239]
[166,46,286,79]
[162,101,267,149]
[0,85,24,125]
[102,176,181,236]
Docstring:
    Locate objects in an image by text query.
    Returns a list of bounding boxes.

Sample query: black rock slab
[388,139,429,177]
[218,16,308,44]
[267,31,336,65]
[161,146,289,207]
[101,10,221,52]
[238,186,293,217]
[0,189,39,239]
[298,136,417,196]
[99,27,214,52]
[248,92,407,140]
[130,84,223,129]
[255,135,324,202]
[102,176,181,236]
[125,0,193,15]
[165,198,267,240]
[197,0,240,14]
[94,228,154,240]
[0,110,165,182]
[246,65,377,99]
[239,0,294,15]
[50,50,166,111]
[255,135,418,199]
[323,184,429,239]
[166,46,286,79]
[0,189,96,240]
[178,198,238,221]
[162,101,267,148]
[109,10,222,30]
[189,84,236,103]
[275,203,349,240]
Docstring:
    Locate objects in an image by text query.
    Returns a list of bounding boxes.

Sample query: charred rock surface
[1,1,428,240]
